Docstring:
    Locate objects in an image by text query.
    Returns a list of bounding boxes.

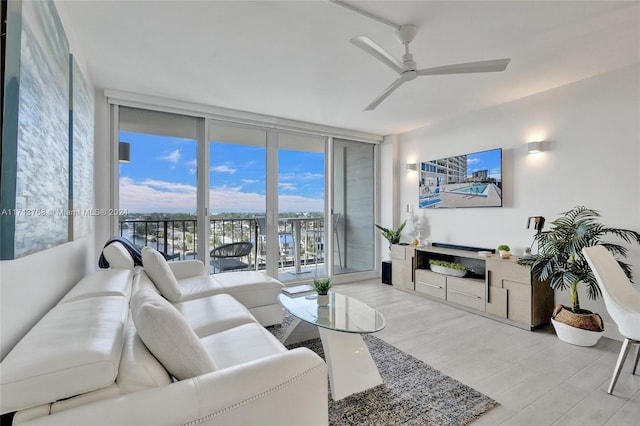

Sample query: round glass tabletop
[278,291,386,334]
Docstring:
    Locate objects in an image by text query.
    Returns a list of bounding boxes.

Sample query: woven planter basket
[552,304,604,332]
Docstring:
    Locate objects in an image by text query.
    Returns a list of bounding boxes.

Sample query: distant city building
[471,169,488,181]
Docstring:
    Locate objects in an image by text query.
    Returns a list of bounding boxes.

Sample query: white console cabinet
[392,244,554,330]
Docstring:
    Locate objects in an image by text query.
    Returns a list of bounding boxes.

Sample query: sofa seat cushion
[179,271,283,309]
[200,323,287,369]
[131,289,217,381]
[175,275,223,301]
[0,297,128,414]
[173,294,257,338]
[211,271,283,307]
[59,269,133,304]
[50,383,120,415]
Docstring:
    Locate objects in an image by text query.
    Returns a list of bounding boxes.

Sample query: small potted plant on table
[517,206,640,346]
[497,244,511,259]
[313,277,332,306]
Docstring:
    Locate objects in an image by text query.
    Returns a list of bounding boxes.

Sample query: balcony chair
[210,241,254,273]
[582,245,640,395]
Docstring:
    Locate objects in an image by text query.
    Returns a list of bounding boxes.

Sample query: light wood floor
[334,280,640,426]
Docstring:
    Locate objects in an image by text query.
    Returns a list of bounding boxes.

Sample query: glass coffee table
[278,291,386,400]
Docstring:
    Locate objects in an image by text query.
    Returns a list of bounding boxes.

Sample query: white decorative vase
[551,318,604,347]
[317,294,330,306]
[499,250,511,259]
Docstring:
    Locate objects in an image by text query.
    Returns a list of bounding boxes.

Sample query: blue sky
[119,132,325,213]
[465,148,502,181]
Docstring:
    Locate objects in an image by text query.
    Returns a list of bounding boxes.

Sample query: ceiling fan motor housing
[397,24,417,44]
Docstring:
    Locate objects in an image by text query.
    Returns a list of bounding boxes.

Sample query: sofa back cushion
[141,247,182,302]
[102,241,135,269]
[0,296,128,414]
[131,289,217,380]
[116,319,173,394]
[59,269,133,304]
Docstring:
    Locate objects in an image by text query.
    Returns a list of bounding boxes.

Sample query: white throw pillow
[103,242,135,269]
[141,246,182,302]
[130,289,217,380]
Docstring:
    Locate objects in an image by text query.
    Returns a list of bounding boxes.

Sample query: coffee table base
[281,318,383,401]
[319,328,383,400]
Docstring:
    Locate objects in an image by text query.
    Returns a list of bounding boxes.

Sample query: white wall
[93,91,113,257]
[394,64,640,340]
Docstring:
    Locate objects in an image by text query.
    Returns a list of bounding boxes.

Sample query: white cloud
[467,158,481,164]
[140,179,197,194]
[120,177,196,213]
[211,165,237,174]
[158,149,181,163]
[120,177,323,214]
[279,182,297,192]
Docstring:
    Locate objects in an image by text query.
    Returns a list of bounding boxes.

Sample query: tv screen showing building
[419,148,502,208]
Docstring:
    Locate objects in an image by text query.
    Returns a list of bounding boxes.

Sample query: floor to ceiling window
[112,103,378,282]
[117,107,199,261]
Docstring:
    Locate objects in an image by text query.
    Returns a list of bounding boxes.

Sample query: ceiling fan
[351,24,511,111]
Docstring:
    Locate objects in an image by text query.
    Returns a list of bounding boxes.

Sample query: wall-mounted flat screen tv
[419,148,502,209]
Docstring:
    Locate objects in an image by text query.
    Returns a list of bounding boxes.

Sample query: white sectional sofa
[0,243,328,425]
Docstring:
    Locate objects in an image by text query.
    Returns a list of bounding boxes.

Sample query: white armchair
[582,245,640,394]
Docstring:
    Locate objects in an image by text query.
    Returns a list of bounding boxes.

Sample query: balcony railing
[118,216,325,272]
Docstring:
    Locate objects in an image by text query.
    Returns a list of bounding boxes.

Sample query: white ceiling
[56,0,640,136]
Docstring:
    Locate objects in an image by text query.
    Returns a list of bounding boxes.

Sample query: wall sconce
[119,142,131,163]
[405,163,417,172]
[527,141,543,154]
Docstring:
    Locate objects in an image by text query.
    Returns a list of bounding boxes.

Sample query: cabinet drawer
[500,261,531,283]
[415,270,446,299]
[447,278,485,311]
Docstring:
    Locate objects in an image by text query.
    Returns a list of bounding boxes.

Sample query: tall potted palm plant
[517,206,640,346]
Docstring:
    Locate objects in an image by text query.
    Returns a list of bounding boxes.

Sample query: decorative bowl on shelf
[430,264,467,278]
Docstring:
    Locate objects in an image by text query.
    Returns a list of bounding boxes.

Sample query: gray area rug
[268,317,499,425]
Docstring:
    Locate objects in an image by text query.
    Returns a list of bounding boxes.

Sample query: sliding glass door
[209,123,267,274]
[114,105,376,282]
[277,132,326,283]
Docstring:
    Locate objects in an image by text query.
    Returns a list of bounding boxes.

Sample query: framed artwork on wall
[70,55,95,240]
[1,0,70,259]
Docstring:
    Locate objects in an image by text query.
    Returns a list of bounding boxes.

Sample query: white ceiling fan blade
[350,36,406,75]
[364,77,405,111]
[417,58,510,76]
